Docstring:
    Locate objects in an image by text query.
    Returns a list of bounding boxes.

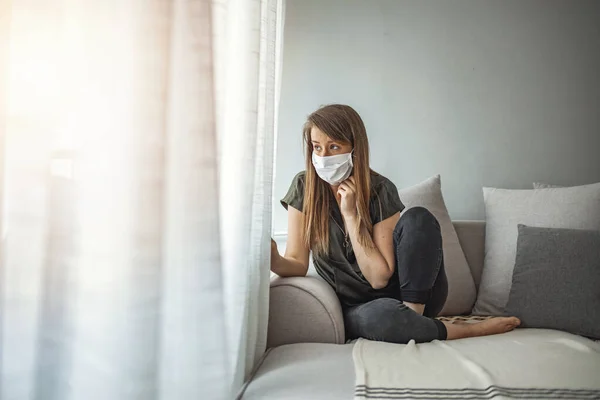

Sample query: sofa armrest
[267,276,345,348]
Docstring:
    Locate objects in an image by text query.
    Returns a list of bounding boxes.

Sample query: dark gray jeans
[343,206,448,344]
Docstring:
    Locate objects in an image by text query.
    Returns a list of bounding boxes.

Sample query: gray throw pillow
[473,182,600,316]
[505,225,600,339]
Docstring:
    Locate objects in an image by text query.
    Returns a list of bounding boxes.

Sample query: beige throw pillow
[398,175,476,316]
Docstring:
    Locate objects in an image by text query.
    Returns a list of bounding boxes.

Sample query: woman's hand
[338,176,358,219]
[270,238,281,271]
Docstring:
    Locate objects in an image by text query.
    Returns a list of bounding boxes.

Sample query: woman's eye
[314,146,321,151]
[330,145,340,150]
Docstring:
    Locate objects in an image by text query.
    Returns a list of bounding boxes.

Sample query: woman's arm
[345,212,399,288]
[338,177,400,289]
[271,205,310,277]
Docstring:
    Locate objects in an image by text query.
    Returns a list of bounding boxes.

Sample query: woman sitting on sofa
[270,104,520,344]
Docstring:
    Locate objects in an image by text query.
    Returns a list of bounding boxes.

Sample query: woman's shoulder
[293,170,306,179]
[370,171,397,192]
[369,171,404,223]
[281,171,307,211]
[290,170,306,186]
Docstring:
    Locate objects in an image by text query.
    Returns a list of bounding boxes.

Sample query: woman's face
[310,126,352,157]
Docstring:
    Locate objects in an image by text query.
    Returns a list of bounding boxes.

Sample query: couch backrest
[453,220,485,291]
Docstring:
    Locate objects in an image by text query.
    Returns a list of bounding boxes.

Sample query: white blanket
[353,329,600,399]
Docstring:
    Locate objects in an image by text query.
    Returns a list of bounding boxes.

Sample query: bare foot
[473,317,521,336]
[444,317,521,340]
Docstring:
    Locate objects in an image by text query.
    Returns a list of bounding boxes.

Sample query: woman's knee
[347,298,416,343]
[394,206,440,238]
[400,206,438,227]
[351,298,403,325]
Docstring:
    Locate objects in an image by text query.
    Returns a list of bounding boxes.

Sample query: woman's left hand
[338,176,358,219]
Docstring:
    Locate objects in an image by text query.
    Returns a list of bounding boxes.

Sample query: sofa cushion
[398,175,476,315]
[242,330,600,400]
[453,220,486,290]
[533,182,562,189]
[533,182,599,189]
[506,225,600,339]
[239,343,355,400]
[474,183,600,315]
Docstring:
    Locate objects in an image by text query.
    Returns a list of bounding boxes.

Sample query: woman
[270,104,520,344]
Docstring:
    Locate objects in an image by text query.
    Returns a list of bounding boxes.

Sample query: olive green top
[281,171,405,306]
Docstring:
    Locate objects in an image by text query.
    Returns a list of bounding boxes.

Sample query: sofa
[238,220,600,399]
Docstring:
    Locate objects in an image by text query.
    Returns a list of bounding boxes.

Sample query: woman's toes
[474,316,521,336]
[499,316,520,332]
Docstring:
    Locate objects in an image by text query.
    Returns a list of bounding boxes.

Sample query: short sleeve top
[280,171,405,306]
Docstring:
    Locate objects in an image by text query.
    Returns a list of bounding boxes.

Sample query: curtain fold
[214,0,280,387]
[0,0,282,398]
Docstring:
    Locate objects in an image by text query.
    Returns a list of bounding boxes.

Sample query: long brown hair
[302,104,376,256]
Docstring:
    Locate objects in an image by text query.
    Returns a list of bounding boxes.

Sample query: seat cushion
[239,343,355,400]
[242,329,600,400]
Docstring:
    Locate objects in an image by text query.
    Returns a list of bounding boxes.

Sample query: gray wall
[273,0,600,234]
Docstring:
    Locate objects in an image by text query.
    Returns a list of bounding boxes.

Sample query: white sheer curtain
[0,0,282,399]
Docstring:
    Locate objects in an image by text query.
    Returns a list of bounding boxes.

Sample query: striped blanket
[353,327,600,400]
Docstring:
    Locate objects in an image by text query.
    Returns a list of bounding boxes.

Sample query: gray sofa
[239,221,486,399]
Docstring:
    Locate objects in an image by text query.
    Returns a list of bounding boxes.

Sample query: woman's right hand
[270,238,281,271]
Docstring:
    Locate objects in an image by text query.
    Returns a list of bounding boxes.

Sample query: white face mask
[311,151,354,185]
